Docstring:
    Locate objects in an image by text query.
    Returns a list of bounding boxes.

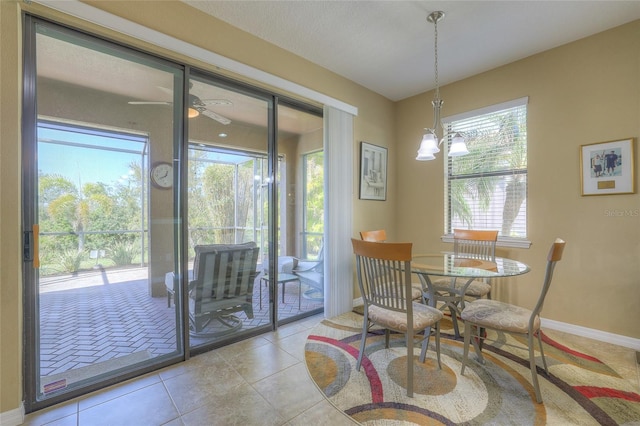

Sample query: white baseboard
[541,318,640,351]
[0,401,24,426]
[353,298,640,351]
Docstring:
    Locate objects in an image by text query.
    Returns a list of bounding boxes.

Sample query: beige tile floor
[22,313,640,426]
[23,313,357,426]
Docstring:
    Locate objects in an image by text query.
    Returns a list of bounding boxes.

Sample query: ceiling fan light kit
[416,11,469,162]
[128,86,232,125]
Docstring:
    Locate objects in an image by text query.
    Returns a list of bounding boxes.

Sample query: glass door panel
[275,104,324,322]
[185,75,271,349]
[23,18,184,410]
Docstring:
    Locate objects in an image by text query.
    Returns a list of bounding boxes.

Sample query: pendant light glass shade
[416,131,440,160]
[448,132,469,156]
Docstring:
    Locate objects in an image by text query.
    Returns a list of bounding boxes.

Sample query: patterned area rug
[304,310,640,425]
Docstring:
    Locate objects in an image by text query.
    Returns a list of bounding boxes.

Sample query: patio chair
[167,242,260,337]
[460,238,566,403]
[351,238,443,397]
[293,240,324,301]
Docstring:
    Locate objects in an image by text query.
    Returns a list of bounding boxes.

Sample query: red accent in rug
[539,331,603,363]
[574,386,640,403]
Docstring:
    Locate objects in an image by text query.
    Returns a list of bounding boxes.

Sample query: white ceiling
[183,0,640,101]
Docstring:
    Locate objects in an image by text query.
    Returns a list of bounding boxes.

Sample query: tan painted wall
[1,0,24,416]
[2,0,638,415]
[397,21,640,339]
[0,0,395,412]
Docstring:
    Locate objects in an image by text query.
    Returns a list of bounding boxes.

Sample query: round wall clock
[150,161,173,189]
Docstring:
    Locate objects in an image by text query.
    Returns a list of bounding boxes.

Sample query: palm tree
[45,178,114,252]
[449,110,526,236]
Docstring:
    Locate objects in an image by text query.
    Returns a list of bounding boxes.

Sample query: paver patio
[38,266,322,379]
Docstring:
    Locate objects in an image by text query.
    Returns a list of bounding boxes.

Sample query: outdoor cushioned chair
[351,238,443,397]
[293,240,324,301]
[460,238,566,403]
[167,242,260,337]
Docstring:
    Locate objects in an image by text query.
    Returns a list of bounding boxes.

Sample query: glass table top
[411,252,530,278]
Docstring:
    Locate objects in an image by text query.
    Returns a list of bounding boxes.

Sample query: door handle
[33,224,40,268]
[23,224,40,268]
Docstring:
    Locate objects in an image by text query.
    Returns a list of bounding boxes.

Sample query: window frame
[441,97,532,249]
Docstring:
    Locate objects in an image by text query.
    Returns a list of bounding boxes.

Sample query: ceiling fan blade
[128,101,172,105]
[156,86,173,95]
[200,109,231,125]
[201,99,232,106]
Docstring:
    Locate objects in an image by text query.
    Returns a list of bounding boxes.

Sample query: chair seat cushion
[460,299,539,333]
[368,302,443,333]
[431,277,491,297]
[454,279,491,297]
[278,256,298,273]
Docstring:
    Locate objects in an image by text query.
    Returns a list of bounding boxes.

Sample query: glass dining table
[410,252,531,338]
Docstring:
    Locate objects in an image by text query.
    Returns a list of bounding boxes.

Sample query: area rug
[304,311,640,425]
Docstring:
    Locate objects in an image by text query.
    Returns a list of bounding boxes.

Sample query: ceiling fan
[128,86,232,125]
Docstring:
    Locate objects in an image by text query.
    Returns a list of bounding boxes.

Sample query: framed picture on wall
[580,138,635,196]
[359,142,387,201]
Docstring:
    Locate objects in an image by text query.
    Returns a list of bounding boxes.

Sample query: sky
[38,126,146,187]
[37,125,259,189]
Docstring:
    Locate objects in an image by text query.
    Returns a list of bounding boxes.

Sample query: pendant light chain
[433,16,440,101]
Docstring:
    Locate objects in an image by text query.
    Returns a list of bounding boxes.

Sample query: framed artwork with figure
[580,138,635,196]
[359,142,387,201]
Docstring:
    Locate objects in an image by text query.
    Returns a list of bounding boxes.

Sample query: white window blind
[444,98,528,240]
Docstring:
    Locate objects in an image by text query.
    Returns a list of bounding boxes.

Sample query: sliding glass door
[22,16,186,411]
[22,15,324,412]
[184,75,272,349]
[184,75,325,348]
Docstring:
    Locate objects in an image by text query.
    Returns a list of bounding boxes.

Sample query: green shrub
[109,241,138,266]
[55,249,86,273]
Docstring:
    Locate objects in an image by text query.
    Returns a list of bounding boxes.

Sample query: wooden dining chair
[359,229,423,301]
[359,229,387,242]
[450,229,498,299]
[428,229,498,336]
[351,238,443,397]
[460,238,566,403]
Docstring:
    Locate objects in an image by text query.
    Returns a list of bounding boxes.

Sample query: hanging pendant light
[416,11,469,161]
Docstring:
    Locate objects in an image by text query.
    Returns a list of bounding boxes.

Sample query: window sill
[441,235,532,249]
